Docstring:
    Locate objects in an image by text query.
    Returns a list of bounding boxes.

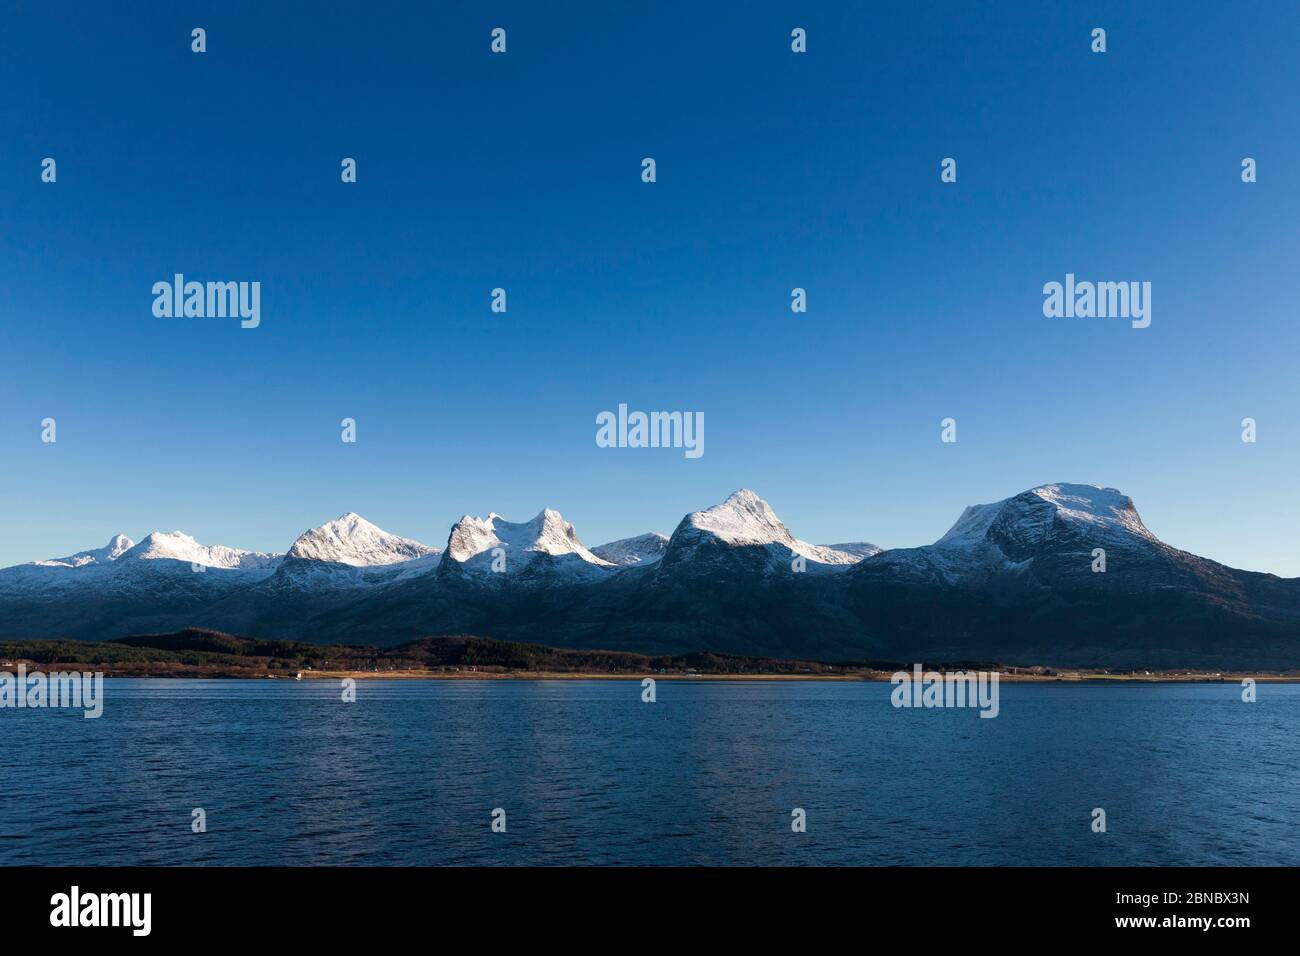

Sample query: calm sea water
[2,678,1297,866]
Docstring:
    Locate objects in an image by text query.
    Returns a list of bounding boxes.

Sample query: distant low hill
[0,628,900,678]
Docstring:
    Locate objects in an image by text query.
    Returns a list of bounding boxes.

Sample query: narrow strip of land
[1,629,1295,682]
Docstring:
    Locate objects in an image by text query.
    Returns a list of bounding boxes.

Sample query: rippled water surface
[2,678,1297,865]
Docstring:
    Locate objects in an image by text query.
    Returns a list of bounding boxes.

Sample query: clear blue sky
[3,2,1299,574]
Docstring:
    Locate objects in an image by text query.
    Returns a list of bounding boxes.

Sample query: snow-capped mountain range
[3,483,1298,669]
[4,487,872,584]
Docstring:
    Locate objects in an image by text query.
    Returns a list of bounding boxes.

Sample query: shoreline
[51,667,1300,683]
[5,631,1295,683]
[300,670,1299,682]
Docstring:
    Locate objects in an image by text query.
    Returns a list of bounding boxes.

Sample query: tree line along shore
[1,629,1296,681]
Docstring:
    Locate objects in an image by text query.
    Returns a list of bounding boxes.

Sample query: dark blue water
[2,678,1296,865]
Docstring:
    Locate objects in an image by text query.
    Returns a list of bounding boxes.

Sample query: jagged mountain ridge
[439,508,614,581]
[2,483,1298,668]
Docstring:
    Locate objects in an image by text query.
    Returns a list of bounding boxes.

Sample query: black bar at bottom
[0,866,1273,940]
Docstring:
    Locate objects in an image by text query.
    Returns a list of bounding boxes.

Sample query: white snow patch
[819,541,883,560]
[593,532,670,567]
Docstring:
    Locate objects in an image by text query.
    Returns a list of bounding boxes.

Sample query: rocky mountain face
[2,484,1298,668]
[839,484,1300,667]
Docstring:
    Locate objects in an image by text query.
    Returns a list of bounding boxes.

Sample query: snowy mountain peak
[122,531,200,562]
[723,488,766,508]
[1029,483,1145,525]
[593,532,670,567]
[103,534,135,559]
[443,508,614,575]
[287,513,436,567]
[937,483,1156,551]
[120,531,280,570]
[686,489,790,547]
[670,489,875,568]
[34,533,136,569]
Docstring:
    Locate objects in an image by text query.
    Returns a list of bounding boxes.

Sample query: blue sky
[3,2,1299,574]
